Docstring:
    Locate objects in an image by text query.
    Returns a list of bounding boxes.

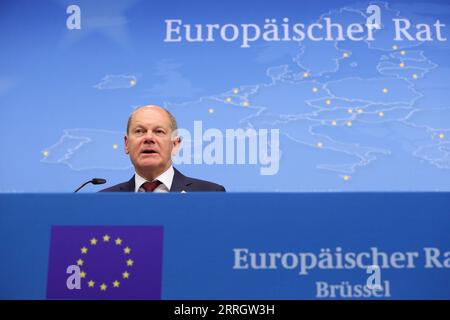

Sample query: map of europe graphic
[1,0,449,191]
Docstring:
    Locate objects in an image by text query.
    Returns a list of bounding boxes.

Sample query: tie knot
[141,180,162,192]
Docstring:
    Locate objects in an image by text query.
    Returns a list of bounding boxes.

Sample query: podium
[0,193,449,299]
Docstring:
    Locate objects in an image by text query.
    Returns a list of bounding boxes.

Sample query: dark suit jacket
[99,168,226,192]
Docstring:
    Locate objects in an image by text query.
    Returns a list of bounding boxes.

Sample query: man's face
[125,107,181,178]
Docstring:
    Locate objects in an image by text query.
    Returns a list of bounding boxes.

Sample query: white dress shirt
[134,166,175,193]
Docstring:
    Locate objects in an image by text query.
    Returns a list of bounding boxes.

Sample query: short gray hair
[126,106,178,134]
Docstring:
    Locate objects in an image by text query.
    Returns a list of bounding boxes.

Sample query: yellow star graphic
[100,283,107,291]
[80,271,86,279]
[103,235,110,242]
[124,247,131,254]
[81,247,88,254]
[76,259,84,266]
[90,238,98,245]
[126,259,134,267]
[113,281,120,288]
[88,280,95,288]
[122,271,130,279]
[115,238,123,245]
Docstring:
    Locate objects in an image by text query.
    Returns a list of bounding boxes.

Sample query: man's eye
[156,129,165,134]
[135,129,143,134]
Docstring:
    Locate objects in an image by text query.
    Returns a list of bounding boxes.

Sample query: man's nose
[143,131,156,143]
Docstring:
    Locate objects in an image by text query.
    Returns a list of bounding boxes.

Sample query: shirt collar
[134,166,175,192]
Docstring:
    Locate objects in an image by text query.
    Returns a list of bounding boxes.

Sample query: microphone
[74,178,107,193]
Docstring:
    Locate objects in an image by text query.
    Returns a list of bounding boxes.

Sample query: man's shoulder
[172,168,226,192]
[182,176,226,192]
[98,178,134,192]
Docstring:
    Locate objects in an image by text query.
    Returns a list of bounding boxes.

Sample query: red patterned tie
[141,180,162,192]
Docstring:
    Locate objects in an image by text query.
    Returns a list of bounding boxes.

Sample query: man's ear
[124,135,129,154]
[172,136,182,155]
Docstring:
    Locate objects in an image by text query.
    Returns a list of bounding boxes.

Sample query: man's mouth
[141,150,158,155]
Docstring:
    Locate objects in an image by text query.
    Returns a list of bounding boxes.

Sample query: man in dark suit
[100,105,225,192]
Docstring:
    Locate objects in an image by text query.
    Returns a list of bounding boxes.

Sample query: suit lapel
[170,168,192,192]
[120,176,135,192]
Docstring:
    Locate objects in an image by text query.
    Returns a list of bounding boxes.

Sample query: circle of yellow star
[78,235,133,292]
[343,52,349,58]
[112,144,118,150]
[346,121,353,127]
[331,120,337,126]
[242,101,249,107]
[317,142,323,148]
[232,88,239,94]
[303,72,310,78]
[225,97,232,103]
[343,175,350,181]
[378,112,385,117]
[439,133,445,139]
[400,50,406,56]
[356,108,363,114]
[312,87,318,93]
[208,108,214,114]
[42,150,49,157]
[130,79,136,86]
[392,45,398,50]
[412,74,418,80]
[325,100,331,105]
[399,62,405,68]
[347,108,353,114]
[382,88,389,94]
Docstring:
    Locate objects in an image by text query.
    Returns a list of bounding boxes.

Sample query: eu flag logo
[47,226,164,299]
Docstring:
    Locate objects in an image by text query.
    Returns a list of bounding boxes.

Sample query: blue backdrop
[1,0,450,192]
